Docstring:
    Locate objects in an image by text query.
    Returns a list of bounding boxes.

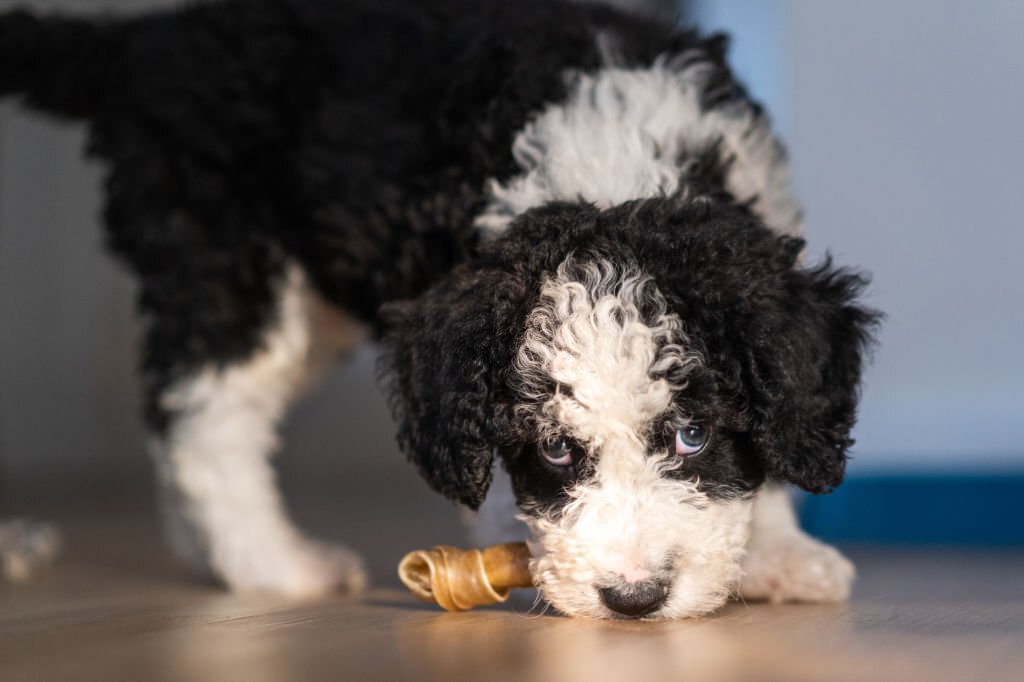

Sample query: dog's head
[381,193,879,619]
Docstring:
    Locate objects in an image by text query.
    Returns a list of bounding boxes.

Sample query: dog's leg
[0,519,60,582]
[151,267,368,596]
[739,483,855,603]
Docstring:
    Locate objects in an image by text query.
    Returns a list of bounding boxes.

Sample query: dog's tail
[0,9,126,120]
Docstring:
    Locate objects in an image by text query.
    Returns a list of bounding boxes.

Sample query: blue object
[800,474,1024,546]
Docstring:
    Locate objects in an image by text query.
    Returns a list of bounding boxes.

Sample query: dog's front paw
[211,536,368,598]
[739,533,854,603]
[0,519,61,582]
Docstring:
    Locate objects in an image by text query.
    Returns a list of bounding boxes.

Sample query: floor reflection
[396,607,749,682]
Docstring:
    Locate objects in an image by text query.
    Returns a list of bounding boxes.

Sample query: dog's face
[503,256,754,619]
[382,194,878,619]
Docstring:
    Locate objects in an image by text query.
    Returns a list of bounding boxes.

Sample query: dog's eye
[539,437,581,467]
[675,424,709,457]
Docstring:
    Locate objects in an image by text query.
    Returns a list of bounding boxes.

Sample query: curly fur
[476,57,802,237]
[513,257,700,447]
[510,258,748,619]
[1,0,879,617]
[526,479,751,620]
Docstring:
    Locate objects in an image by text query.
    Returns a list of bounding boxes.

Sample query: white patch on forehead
[513,258,751,619]
[475,57,802,238]
[514,258,698,445]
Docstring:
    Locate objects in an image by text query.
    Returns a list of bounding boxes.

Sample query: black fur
[378,265,525,508]
[0,0,878,512]
[1,0,708,432]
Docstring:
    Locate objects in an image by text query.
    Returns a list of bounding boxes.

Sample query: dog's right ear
[378,266,520,510]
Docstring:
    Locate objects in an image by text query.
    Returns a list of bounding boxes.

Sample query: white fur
[514,258,750,619]
[476,58,802,238]
[0,519,61,582]
[526,461,751,619]
[152,266,368,596]
[515,258,699,444]
[740,484,856,603]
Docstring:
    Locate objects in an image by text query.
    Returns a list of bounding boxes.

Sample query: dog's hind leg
[150,265,368,596]
[739,484,855,603]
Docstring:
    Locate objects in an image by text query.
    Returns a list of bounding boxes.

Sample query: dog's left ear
[748,240,881,493]
[378,265,519,510]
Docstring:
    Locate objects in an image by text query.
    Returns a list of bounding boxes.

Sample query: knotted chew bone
[398,542,533,611]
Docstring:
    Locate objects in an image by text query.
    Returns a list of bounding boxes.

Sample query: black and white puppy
[0,0,878,619]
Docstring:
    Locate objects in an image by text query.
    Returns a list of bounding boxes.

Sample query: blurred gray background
[694,0,1024,471]
[1,0,1022,547]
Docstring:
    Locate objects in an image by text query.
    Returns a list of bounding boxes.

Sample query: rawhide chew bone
[398,542,532,611]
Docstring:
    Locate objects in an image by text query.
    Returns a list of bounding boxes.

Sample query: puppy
[0,0,878,618]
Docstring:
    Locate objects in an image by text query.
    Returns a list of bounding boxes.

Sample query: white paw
[740,533,855,603]
[208,536,368,598]
[0,519,61,582]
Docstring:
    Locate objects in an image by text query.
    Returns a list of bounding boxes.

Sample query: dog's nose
[598,579,670,618]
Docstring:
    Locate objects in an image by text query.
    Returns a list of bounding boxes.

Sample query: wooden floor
[2,510,1023,682]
